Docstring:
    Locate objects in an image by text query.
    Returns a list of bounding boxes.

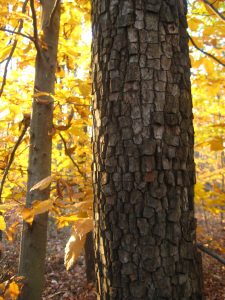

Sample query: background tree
[18,1,61,299]
[92,0,203,298]
[0,0,93,298]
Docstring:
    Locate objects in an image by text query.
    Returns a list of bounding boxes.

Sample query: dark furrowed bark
[18,1,60,299]
[85,231,96,283]
[92,0,203,299]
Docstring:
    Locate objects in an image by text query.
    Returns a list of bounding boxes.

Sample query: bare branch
[189,34,225,67]
[58,133,87,180]
[202,0,225,22]
[30,0,42,56]
[0,120,30,202]
[0,28,34,42]
[197,243,225,265]
[0,0,29,97]
[0,43,17,97]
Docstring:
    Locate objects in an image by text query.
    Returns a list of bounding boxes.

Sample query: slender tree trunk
[92,0,203,299]
[18,2,60,299]
[84,231,95,283]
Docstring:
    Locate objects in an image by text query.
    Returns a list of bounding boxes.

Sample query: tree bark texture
[85,231,96,283]
[92,0,203,299]
[18,2,60,300]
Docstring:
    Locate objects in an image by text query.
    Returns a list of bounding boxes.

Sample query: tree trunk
[18,2,60,299]
[92,0,203,299]
[85,231,96,283]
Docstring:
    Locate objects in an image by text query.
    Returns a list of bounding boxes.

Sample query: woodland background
[0,0,225,299]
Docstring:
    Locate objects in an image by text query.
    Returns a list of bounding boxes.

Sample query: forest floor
[1,210,225,300]
[197,210,225,300]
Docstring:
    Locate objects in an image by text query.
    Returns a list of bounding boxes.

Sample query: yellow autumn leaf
[64,234,86,270]
[0,215,6,231]
[204,58,214,74]
[191,57,204,69]
[32,199,53,215]
[188,18,201,31]
[210,137,224,151]
[72,218,93,238]
[203,26,217,36]
[0,45,13,61]
[0,203,17,212]
[6,221,19,242]
[21,199,53,224]
[21,207,34,224]
[30,176,53,191]
[7,282,20,300]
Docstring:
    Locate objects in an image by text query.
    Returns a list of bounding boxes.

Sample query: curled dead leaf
[64,234,86,270]
[30,176,53,192]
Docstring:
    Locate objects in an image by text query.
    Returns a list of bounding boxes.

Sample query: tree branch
[0,121,30,202]
[58,133,87,180]
[202,0,225,22]
[0,28,34,42]
[0,0,29,97]
[30,0,42,56]
[0,120,29,244]
[197,243,225,265]
[189,34,225,67]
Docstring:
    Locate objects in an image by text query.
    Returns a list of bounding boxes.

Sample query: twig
[0,123,29,202]
[0,121,29,247]
[189,34,225,67]
[30,0,42,56]
[0,42,17,97]
[58,133,87,179]
[202,0,225,22]
[197,243,225,265]
[0,0,29,97]
[0,28,34,42]
[46,290,67,299]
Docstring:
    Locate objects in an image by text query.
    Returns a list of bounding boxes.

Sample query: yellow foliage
[0,216,6,231]
[21,200,53,224]
[6,282,20,300]
[0,45,13,62]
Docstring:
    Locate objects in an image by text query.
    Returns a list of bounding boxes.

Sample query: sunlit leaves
[0,278,23,300]
[5,282,20,300]
[0,216,6,231]
[0,45,13,62]
[21,199,53,224]
[187,0,225,217]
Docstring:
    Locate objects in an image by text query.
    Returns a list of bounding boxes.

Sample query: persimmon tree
[92,0,203,298]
